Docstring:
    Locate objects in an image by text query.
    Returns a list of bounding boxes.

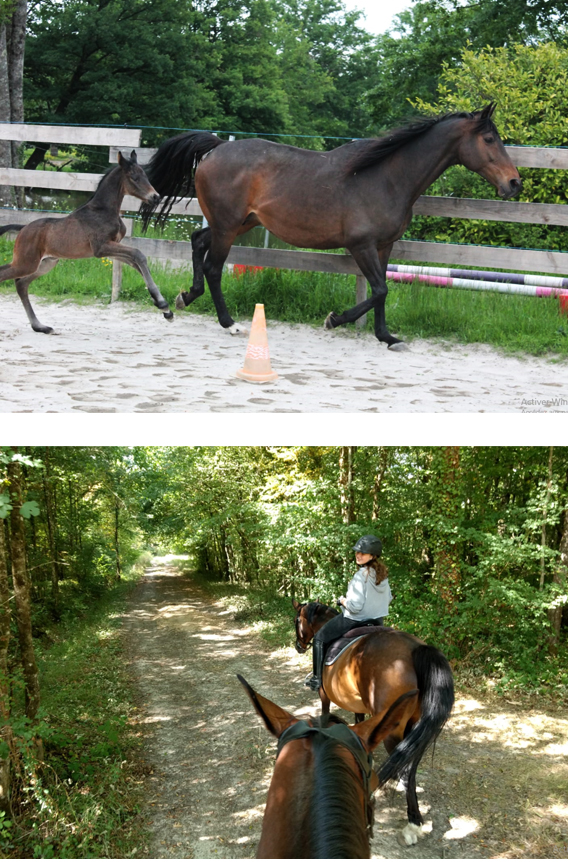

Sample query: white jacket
[342,565,392,621]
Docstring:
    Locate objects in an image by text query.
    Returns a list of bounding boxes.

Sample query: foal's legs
[324,243,404,349]
[94,241,173,320]
[176,226,211,310]
[15,257,60,334]
[0,255,59,333]
[383,727,423,845]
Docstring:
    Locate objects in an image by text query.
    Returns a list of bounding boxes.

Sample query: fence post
[111,218,133,302]
[355,274,367,329]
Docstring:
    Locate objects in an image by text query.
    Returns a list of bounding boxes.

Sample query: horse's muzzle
[147,192,161,205]
[500,177,522,199]
[296,640,310,654]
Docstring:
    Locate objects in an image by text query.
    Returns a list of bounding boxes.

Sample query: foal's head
[118,150,160,204]
[455,103,522,200]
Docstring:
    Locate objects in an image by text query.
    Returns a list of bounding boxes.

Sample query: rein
[277,719,376,836]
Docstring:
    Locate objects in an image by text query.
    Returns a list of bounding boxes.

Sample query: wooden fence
[0,124,566,323]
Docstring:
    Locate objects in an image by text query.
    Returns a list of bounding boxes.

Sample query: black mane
[304,601,338,625]
[310,721,371,857]
[347,105,498,174]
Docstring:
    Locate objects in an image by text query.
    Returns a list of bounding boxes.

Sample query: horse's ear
[350,689,419,753]
[480,102,496,119]
[118,150,126,166]
[292,599,302,611]
[130,149,138,163]
[237,674,298,738]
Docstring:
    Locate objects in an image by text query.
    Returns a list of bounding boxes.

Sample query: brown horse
[141,103,521,348]
[292,599,454,846]
[0,151,173,333]
[238,674,418,858]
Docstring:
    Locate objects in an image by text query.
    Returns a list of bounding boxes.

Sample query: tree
[0,0,26,203]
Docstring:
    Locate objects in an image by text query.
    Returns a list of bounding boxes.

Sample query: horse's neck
[90,168,125,212]
[379,121,463,204]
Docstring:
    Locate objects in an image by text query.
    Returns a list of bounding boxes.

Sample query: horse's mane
[310,716,371,858]
[304,601,338,625]
[346,105,498,174]
[95,164,121,190]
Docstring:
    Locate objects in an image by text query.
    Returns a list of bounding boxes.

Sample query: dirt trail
[122,561,567,859]
[1,295,566,412]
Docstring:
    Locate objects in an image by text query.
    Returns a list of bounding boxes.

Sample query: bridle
[276,719,376,837]
[294,610,312,653]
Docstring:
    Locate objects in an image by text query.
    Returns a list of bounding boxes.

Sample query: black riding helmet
[353,534,383,556]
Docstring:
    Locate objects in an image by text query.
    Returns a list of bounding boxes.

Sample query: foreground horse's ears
[292,599,302,611]
[350,689,419,752]
[480,102,496,119]
[130,150,138,163]
[237,674,298,738]
[118,150,125,165]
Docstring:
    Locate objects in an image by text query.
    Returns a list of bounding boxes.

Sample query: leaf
[0,493,12,519]
[20,500,40,519]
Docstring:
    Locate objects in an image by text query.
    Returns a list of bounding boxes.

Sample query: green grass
[5,567,147,859]
[0,233,566,356]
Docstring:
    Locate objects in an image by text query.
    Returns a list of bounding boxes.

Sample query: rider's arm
[343,569,367,615]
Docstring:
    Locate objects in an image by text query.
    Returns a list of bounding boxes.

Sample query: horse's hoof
[401,823,422,846]
[387,341,408,352]
[175,293,187,310]
[324,312,338,330]
[226,323,248,336]
[34,326,54,334]
[163,311,174,321]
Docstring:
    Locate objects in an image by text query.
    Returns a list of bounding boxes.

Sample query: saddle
[324,624,393,666]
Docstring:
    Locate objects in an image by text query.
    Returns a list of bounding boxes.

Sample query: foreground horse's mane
[310,723,371,857]
[347,109,498,174]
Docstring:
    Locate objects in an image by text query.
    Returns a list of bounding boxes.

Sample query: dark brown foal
[0,151,173,333]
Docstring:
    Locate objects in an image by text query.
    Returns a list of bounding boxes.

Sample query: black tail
[139,131,226,231]
[376,644,454,785]
[0,224,24,236]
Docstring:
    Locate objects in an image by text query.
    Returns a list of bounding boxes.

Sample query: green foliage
[409,42,568,250]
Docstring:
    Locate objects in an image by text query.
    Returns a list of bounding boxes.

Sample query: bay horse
[238,673,418,858]
[141,103,521,348]
[292,599,454,846]
[0,151,173,333]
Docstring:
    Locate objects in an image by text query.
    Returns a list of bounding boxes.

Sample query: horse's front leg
[319,687,331,718]
[176,226,210,310]
[94,241,173,320]
[325,242,405,350]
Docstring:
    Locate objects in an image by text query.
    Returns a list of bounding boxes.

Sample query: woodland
[0,445,566,855]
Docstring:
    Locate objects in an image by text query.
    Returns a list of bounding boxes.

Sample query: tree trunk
[547,507,567,656]
[7,0,27,206]
[339,446,356,525]
[115,498,121,581]
[432,446,462,614]
[0,518,12,815]
[0,24,13,205]
[7,457,41,724]
[43,448,59,614]
[539,445,553,590]
[371,447,389,521]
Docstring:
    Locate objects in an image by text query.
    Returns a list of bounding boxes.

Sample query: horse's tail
[0,224,25,236]
[376,644,454,785]
[140,131,226,231]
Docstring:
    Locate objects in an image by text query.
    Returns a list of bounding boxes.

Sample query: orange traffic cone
[235,304,278,383]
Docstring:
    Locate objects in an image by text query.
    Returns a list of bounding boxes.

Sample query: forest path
[1,295,566,413]
[122,560,567,859]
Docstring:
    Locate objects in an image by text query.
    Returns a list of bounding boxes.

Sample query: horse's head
[456,103,522,200]
[292,599,336,653]
[237,674,419,858]
[118,150,161,205]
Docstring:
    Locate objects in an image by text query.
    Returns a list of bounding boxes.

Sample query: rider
[304,534,392,692]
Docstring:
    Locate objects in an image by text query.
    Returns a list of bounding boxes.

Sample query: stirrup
[304,673,321,691]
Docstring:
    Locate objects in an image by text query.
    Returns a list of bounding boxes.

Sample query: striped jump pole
[386,263,568,290]
[386,270,569,299]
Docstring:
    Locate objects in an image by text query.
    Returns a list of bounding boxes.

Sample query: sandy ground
[122,561,568,859]
[1,295,566,413]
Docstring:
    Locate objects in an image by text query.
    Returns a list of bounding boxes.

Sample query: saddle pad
[324,625,393,666]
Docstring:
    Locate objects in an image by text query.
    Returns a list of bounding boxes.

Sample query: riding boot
[304,639,325,691]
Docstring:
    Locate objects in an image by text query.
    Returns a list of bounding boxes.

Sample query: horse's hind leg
[176,226,211,310]
[13,257,59,334]
[203,231,246,334]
